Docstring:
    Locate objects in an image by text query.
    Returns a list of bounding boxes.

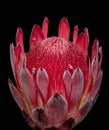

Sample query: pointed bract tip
[73,25,78,43]
[58,17,70,40]
[8,78,14,92]
[61,17,68,22]
[8,78,12,85]
[84,27,89,38]
[59,17,69,27]
[94,38,99,45]
[84,27,88,33]
[72,67,84,85]
[99,46,103,54]
[63,70,71,78]
[44,17,49,23]
[16,27,23,45]
[73,25,79,33]
[16,27,23,34]
[74,25,78,29]
[8,79,15,90]
[10,43,14,49]
[54,93,60,99]
[37,67,49,81]
[30,24,44,49]
[75,67,82,73]
[42,17,49,38]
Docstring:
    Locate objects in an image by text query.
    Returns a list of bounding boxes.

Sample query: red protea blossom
[8,17,103,130]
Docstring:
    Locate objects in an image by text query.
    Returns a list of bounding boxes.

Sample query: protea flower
[8,17,103,130]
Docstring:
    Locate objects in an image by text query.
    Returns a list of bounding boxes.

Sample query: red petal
[37,68,49,101]
[76,28,89,55]
[84,27,89,45]
[47,93,68,124]
[63,70,71,97]
[8,79,24,110]
[92,39,99,60]
[42,17,49,38]
[90,58,98,84]
[21,63,37,109]
[10,44,16,79]
[10,44,24,90]
[73,25,78,44]
[30,24,44,49]
[16,28,24,49]
[92,70,103,99]
[58,17,70,40]
[98,47,103,69]
[84,27,89,53]
[70,68,84,109]
[14,44,22,60]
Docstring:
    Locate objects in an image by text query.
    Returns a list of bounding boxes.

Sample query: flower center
[26,37,88,95]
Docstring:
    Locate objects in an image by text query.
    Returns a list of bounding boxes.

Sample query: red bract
[9,17,103,130]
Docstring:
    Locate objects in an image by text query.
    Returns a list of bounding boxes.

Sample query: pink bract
[9,17,103,130]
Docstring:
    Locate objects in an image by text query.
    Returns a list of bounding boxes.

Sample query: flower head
[9,17,103,130]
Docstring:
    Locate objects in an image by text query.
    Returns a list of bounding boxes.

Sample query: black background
[0,2,108,130]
